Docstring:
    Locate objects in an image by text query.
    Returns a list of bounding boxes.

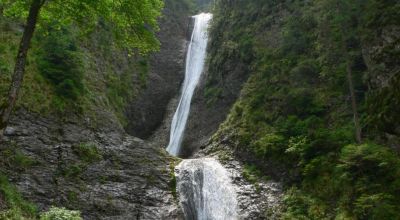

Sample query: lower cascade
[176,158,238,220]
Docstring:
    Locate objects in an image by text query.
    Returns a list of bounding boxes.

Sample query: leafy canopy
[1,0,164,53]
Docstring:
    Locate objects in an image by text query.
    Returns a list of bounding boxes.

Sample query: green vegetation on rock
[72,142,102,163]
[0,173,37,219]
[208,0,400,219]
[0,0,164,130]
[40,207,82,220]
[35,24,84,111]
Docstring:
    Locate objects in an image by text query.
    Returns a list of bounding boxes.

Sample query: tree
[0,0,163,133]
[317,0,363,143]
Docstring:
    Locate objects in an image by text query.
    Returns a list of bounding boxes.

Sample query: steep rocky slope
[0,0,194,218]
[1,110,181,219]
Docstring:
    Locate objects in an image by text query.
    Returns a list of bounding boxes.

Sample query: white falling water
[166,13,238,220]
[166,13,213,156]
[176,158,238,220]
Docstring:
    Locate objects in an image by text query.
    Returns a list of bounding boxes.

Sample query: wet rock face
[224,160,283,220]
[175,157,281,220]
[193,144,284,220]
[0,110,182,219]
[176,158,238,220]
[175,160,204,220]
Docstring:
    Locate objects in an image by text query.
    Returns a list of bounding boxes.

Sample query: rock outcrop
[0,109,182,219]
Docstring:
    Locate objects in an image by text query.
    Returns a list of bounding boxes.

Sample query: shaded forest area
[206,0,400,219]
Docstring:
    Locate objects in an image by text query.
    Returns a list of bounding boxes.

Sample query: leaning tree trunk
[0,0,43,134]
[346,60,363,144]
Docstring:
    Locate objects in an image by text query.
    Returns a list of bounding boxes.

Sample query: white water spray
[176,158,238,220]
[166,13,212,156]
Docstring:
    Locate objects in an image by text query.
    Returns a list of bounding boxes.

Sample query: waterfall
[176,158,238,220]
[166,13,212,156]
[166,13,238,220]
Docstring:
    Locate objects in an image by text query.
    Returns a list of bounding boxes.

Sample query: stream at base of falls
[165,13,240,220]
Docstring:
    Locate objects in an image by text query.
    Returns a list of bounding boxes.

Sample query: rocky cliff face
[125,1,192,140]
[1,109,182,219]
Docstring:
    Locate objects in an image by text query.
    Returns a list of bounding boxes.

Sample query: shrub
[61,164,84,179]
[72,143,102,163]
[0,146,38,170]
[36,24,84,102]
[40,207,82,220]
[0,174,37,218]
[336,144,400,219]
[282,188,330,220]
[169,163,177,200]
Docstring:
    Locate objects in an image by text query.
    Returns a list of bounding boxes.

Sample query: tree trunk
[346,60,363,144]
[0,0,43,133]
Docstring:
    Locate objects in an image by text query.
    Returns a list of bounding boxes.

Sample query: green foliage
[58,143,102,180]
[2,0,164,53]
[72,142,102,163]
[0,208,34,220]
[204,86,222,106]
[0,0,166,121]
[40,207,82,220]
[169,162,178,200]
[0,145,38,170]
[0,174,37,219]
[35,24,84,107]
[242,164,268,184]
[61,163,85,179]
[210,0,400,218]
[366,72,400,135]
[283,188,331,220]
[337,144,400,219]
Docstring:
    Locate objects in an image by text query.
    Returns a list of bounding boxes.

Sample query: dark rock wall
[0,110,182,219]
[180,63,249,158]
[125,1,192,139]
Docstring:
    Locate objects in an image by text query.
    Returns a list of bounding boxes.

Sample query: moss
[67,191,79,204]
[72,142,102,163]
[217,151,232,164]
[169,162,178,201]
[0,173,37,219]
[61,164,85,179]
[144,174,157,185]
[204,86,222,107]
[0,145,38,170]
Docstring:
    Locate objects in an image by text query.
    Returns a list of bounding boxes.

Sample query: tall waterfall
[167,13,238,220]
[176,158,238,220]
[166,13,212,156]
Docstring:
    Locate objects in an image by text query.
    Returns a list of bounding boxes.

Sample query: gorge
[166,12,242,220]
[0,0,399,220]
